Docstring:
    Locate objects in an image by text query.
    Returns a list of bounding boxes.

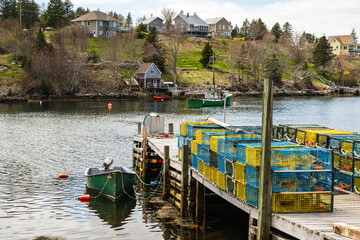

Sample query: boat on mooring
[188,89,232,107]
[153,96,170,100]
[84,158,135,200]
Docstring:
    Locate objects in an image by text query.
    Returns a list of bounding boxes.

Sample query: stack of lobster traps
[274,124,360,194]
[178,121,336,213]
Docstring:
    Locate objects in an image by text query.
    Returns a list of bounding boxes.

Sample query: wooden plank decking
[145,136,360,240]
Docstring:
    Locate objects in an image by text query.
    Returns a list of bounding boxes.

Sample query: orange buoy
[233,101,237,105]
[78,195,91,201]
[108,103,112,110]
[58,173,68,179]
[206,116,211,121]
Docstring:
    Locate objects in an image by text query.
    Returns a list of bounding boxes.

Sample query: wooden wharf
[133,134,360,240]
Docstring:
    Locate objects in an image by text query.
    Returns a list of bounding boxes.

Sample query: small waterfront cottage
[328,35,360,57]
[174,12,209,38]
[135,63,162,91]
[71,11,121,38]
[140,17,163,32]
[205,17,232,38]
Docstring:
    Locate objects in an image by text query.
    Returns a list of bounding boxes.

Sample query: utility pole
[19,0,22,28]
[212,51,215,87]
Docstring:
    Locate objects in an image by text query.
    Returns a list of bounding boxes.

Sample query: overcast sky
[37,0,359,37]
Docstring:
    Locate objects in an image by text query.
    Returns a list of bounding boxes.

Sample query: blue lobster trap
[187,125,222,139]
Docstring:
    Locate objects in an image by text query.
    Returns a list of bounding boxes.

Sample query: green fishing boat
[188,89,232,107]
[84,158,135,200]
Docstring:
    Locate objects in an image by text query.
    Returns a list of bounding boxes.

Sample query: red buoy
[58,173,68,179]
[108,103,112,110]
[78,195,91,202]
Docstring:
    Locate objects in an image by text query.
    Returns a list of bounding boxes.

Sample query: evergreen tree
[313,36,335,74]
[239,18,250,39]
[135,22,147,39]
[19,0,39,28]
[249,18,267,40]
[271,22,282,41]
[200,42,214,68]
[125,12,132,27]
[75,7,89,16]
[146,26,157,43]
[264,54,283,84]
[0,0,17,19]
[43,0,74,27]
[35,27,53,52]
[231,24,239,38]
[282,22,293,36]
[302,32,317,43]
[351,27,358,43]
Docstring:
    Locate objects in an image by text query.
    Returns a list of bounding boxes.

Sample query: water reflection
[87,195,136,229]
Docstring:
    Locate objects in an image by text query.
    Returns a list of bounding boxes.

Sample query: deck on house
[145,136,360,240]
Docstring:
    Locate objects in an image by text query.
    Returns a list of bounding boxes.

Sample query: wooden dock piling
[141,126,148,187]
[138,123,141,134]
[168,123,174,134]
[180,144,189,217]
[196,180,205,227]
[162,145,170,200]
[257,75,274,240]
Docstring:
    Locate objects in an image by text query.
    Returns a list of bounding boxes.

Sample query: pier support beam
[162,145,170,200]
[257,74,274,238]
[168,123,174,134]
[180,144,189,217]
[196,180,205,227]
[138,123,141,134]
[141,126,148,187]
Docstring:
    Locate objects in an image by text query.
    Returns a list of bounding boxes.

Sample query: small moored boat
[153,96,170,100]
[188,89,232,107]
[84,158,135,200]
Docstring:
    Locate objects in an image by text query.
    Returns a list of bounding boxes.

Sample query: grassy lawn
[0,54,23,83]
[178,69,229,87]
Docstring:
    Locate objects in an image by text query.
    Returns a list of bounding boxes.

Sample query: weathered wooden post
[141,126,148,187]
[196,180,205,227]
[162,145,170,200]
[256,57,276,240]
[168,123,174,134]
[138,123,142,134]
[180,144,189,217]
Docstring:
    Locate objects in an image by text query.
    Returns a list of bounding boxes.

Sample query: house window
[223,25,225,30]
[336,46,338,49]
[218,24,221,30]
[87,21,90,26]
[147,79,151,84]
[99,21,103,27]
[81,21,84,25]
[344,46,348,50]
[99,31,103,36]
[109,22,112,27]
[334,40,336,42]
[109,31,112,36]
[150,70,155,75]
[228,26,230,30]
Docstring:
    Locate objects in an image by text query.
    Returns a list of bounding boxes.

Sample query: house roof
[136,63,153,74]
[205,17,224,25]
[71,11,121,23]
[141,17,163,25]
[176,13,208,26]
[328,35,355,45]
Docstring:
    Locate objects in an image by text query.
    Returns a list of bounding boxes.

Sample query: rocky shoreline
[0,87,359,103]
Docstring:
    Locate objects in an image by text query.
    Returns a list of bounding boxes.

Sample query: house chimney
[187,12,189,18]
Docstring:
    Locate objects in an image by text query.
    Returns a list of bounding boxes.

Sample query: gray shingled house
[174,13,209,37]
[141,17,163,32]
[71,11,121,38]
[135,63,162,90]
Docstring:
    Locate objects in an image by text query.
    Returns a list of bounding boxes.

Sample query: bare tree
[290,32,306,64]
[164,25,185,84]
[161,7,176,34]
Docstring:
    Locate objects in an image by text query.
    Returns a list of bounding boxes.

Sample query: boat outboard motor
[103,157,113,170]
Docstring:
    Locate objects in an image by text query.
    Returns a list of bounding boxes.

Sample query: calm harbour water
[0,96,360,240]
